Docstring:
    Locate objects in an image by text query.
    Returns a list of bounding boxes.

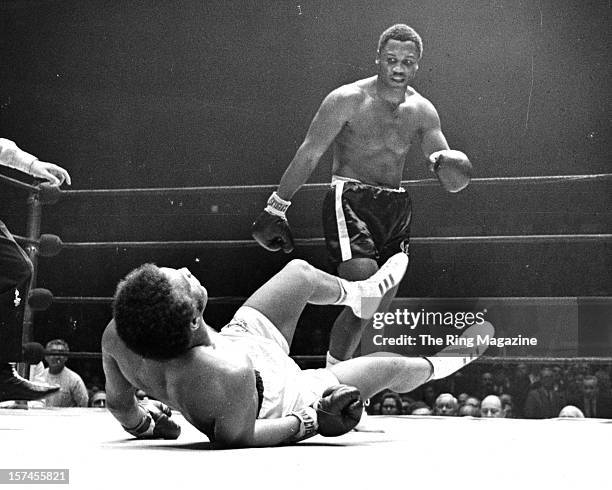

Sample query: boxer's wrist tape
[289,406,318,442]
[0,140,38,175]
[123,407,155,437]
[264,192,291,218]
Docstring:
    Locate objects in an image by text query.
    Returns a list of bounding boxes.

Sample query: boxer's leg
[0,220,33,362]
[328,258,378,363]
[329,321,495,399]
[329,355,431,400]
[243,254,407,348]
[0,221,59,402]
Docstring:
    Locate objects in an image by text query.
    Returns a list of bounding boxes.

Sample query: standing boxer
[0,138,70,401]
[252,24,471,366]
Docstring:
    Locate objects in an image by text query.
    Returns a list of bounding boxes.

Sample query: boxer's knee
[337,258,378,281]
[285,258,312,275]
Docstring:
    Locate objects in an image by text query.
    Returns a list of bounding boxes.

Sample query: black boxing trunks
[322,175,412,267]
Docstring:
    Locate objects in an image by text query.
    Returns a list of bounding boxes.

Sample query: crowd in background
[3,344,611,420]
[366,361,612,419]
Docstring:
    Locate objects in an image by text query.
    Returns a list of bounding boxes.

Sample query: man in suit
[568,375,612,419]
[523,367,564,419]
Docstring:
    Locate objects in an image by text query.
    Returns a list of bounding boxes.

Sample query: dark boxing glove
[315,384,363,437]
[429,149,472,193]
[123,400,181,440]
[251,192,294,253]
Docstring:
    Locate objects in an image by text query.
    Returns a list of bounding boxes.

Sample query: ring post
[17,190,42,378]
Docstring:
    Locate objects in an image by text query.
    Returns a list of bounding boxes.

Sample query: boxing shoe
[424,321,495,380]
[341,252,409,319]
[0,363,59,402]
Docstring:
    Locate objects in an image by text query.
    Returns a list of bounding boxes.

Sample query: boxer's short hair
[113,263,194,359]
[377,24,423,58]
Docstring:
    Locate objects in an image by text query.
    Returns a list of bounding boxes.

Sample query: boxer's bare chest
[336,95,421,157]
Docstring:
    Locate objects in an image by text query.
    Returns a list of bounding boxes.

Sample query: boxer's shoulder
[326,80,370,109]
[101,319,119,352]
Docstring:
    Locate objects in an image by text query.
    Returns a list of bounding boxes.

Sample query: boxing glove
[430,149,472,193]
[251,192,295,253]
[123,400,181,439]
[315,384,363,436]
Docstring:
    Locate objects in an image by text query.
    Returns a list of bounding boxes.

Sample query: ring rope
[17,234,610,250]
[292,355,612,365]
[52,295,246,305]
[46,173,612,197]
[0,173,38,192]
[28,350,612,365]
[1,172,610,197]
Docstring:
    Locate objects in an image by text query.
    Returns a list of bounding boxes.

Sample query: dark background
[0,0,610,362]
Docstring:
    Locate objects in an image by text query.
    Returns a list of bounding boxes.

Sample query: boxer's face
[376,39,419,88]
[160,267,208,315]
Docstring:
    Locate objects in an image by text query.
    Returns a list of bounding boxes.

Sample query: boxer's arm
[0,138,38,172]
[276,87,357,200]
[0,138,71,185]
[417,101,451,164]
[101,325,141,428]
[204,367,301,448]
[418,101,471,192]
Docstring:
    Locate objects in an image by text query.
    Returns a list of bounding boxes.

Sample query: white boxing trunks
[220,306,339,419]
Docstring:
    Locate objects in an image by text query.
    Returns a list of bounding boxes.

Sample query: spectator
[567,375,612,419]
[500,393,514,418]
[465,396,480,409]
[491,367,510,395]
[476,372,494,399]
[558,405,584,418]
[90,391,106,408]
[458,404,480,417]
[408,401,432,416]
[481,395,504,418]
[551,364,566,394]
[510,362,533,417]
[41,339,88,407]
[523,367,564,419]
[420,383,437,409]
[380,392,403,415]
[457,393,470,406]
[433,393,458,416]
[399,393,415,415]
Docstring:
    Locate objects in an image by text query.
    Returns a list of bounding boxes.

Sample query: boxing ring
[1,171,611,488]
[2,409,611,488]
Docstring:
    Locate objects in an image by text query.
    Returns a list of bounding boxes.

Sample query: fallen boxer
[102,252,492,448]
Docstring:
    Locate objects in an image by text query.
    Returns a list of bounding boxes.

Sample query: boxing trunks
[322,175,412,267]
[220,306,339,419]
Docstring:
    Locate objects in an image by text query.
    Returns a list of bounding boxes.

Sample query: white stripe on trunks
[333,180,352,262]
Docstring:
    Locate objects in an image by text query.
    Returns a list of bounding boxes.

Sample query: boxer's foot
[342,253,409,319]
[424,321,495,380]
[0,363,59,402]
